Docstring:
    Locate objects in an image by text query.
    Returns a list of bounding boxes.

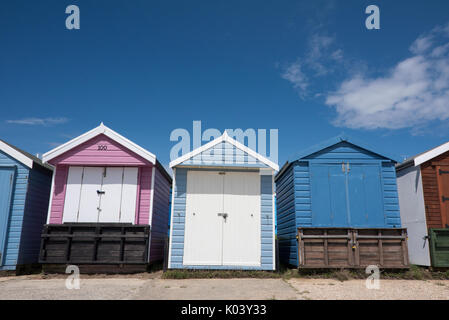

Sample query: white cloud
[6,117,69,126]
[410,35,433,54]
[325,23,449,130]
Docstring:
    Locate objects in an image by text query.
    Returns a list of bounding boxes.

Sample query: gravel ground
[0,274,448,300]
[287,278,449,300]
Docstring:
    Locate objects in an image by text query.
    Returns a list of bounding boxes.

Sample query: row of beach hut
[0,123,447,272]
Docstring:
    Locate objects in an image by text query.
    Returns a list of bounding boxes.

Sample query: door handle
[217,213,228,218]
[97,190,105,195]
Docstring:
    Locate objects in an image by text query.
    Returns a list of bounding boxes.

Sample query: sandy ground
[0,274,448,300]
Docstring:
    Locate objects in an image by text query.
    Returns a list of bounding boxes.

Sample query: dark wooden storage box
[39,224,150,265]
[298,227,409,268]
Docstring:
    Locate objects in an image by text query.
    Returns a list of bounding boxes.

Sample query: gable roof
[0,139,52,170]
[287,133,397,163]
[169,131,279,171]
[42,123,156,164]
[276,134,397,181]
[397,140,449,170]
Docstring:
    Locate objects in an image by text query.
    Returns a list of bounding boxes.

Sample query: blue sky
[1,0,449,169]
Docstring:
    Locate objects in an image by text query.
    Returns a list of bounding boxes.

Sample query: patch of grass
[162,269,281,279]
[162,264,449,281]
[285,268,366,282]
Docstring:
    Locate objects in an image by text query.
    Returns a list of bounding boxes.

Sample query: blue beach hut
[168,131,279,270]
[275,135,402,267]
[0,140,52,271]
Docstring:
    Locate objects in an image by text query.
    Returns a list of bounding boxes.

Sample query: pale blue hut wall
[275,140,401,267]
[0,150,30,270]
[169,168,187,268]
[0,149,52,270]
[169,168,274,270]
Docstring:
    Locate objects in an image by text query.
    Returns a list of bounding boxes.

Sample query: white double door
[63,166,138,223]
[183,170,261,266]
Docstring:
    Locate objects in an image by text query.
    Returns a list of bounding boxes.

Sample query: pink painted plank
[136,166,153,225]
[48,134,151,166]
[49,165,69,224]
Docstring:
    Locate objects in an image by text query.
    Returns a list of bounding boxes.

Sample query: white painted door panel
[222,172,261,266]
[120,167,139,223]
[183,171,224,265]
[62,167,84,223]
[98,167,123,223]
[78,167,103,222]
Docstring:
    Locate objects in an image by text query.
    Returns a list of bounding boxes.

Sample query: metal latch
[217,213,228,219]
[97,190,105,195]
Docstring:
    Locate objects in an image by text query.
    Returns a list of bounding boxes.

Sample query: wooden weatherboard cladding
[39,224,150,264]
[298,228,409,268]
[429,228,449,267]
[421,149,449,229]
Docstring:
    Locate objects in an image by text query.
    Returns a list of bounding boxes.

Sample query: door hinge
[442,196,449,202]
[439,169,449,175]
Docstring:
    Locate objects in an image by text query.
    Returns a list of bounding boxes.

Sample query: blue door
[328,164,349,226]
[359,164,384,227]
[311,164,348,226]
[347,164,385,227]
[347,164,367,227]
[0,168,15,266]
[311,163,385,228]
[310,164,333,226]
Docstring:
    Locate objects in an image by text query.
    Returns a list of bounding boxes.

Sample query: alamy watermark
[65,5,80,30]
[365,265,380,289]
[169,121,278,165]
[65,265,80,290]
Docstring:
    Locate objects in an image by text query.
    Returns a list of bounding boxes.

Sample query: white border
[271,173,276,270]
[42,123,156,164]
[148,166,156,226]
[414,141,449,166]
[167,167,176,268]
[169,131,279,171]
[0,140,33,168]
[46,165,56,224]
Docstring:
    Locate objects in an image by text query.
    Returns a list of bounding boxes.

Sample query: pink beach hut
[39,123,171,270]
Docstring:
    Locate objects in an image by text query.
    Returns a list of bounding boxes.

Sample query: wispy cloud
[6,117,69,126]
[325,23,449,130]
[281,61,308,98]
[281,32,344,98]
